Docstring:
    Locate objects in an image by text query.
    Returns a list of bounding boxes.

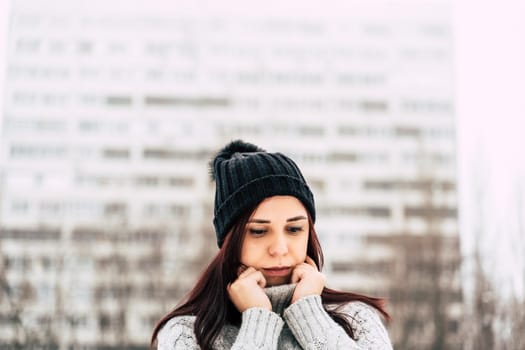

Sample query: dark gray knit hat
[210,140,315,247]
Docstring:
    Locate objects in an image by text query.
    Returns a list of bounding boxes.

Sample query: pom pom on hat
[209,140,265,182]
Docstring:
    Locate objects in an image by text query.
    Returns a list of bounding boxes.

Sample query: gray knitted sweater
[157,284,392,349]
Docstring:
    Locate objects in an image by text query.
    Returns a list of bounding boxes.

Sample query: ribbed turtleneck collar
[264,283,296,315]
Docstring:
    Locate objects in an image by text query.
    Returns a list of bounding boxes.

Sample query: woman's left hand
[291,256,326,303]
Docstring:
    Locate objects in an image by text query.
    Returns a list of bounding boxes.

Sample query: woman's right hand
[227,266,272,312]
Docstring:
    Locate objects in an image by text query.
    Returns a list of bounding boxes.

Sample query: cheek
[292,238,309,260]
[240,241,262,264]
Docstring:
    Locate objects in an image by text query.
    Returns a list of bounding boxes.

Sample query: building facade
[0,0,461,348]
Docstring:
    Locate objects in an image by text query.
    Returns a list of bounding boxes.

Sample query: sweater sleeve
[157,316,200,350]
[231,307,284,350]
[157,309,284,350]
[283,296,392,350]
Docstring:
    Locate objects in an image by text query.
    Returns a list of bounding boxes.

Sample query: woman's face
[240,195,309,286]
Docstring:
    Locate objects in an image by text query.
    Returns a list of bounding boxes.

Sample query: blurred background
[0,0,524,349]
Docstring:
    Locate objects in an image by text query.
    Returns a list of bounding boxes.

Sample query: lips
[262,266,292,277]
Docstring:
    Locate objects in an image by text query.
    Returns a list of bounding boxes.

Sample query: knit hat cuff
[214,174,315,246]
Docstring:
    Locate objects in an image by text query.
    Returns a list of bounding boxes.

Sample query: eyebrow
[287,215,307,222]
[247,215,307,224]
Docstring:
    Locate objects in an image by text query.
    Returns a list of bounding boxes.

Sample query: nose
[268,233,288,256]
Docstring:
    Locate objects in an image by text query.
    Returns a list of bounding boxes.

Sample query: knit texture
[157,284,392,349]
[210,140,315,247]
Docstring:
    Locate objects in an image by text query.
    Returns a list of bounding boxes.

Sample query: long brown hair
[151,203,390,349]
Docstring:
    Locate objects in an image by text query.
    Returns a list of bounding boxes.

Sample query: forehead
[250,195,307,219]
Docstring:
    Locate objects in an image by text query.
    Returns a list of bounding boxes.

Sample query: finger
[237,263,249,276]
[252,270,267,289]
[291,265,305,284]
[237,266,256,279]
[305,256,318,270]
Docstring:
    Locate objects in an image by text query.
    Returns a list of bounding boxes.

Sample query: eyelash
[248,226,304,236]
[287,226,303,234]
[249,228,266,236]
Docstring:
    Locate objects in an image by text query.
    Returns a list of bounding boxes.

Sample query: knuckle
[230,281,242,291]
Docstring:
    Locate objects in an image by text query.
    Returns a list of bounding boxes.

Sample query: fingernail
[237,263,248,275]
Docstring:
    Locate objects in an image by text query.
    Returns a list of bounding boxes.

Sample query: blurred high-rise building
[0,0,461,349]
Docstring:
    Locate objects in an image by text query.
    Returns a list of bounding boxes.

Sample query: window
[104,202,127,216]
[79,95,99,106]
[145,42,173,56]
[404,206,457,219]
[77,40,93,54]
[106,95,132,106]
[14,14,40,29]
[102,148,130,159]
[137,257,161,271]
[167,177,194,187]
[42,93,68,106]
[143,203,189,218]
[394,126,421,137]
[420,24,449,37]
[0,229,60,240]
[320,205,390,218]
[6,256,32,273]
[79,67,101,79]
[78,120,100,132]
[218,123,261,136]
[328,152,357,162]
[362,23,390,36]
[11,200,29,213]
[298,125,324,136]
[107,41,127,54]
[338,125,358,135]
[12,281,35,301]
[72,228,105,242]
[366,206,391,218]
[40,201,62,215]
[67,201,102,218]
[363,179,456,192]
[170,204,189,218]
[332,260,391,274]
[4,117,66,132]
[143,148,175,159]
[144,204,159,216]
[143,148,209,161]
[358,99,388,112]
[402,99,452,113]
[16,38,40,53]
[41,257,56,270]
[144,95,230,107]
[12,92,36,105]
[337,73,385,86]
[10,144,67,159]
[38,283,54,304]
[308,179,325,192]
[136,176,159,186]
[49,40,66,54]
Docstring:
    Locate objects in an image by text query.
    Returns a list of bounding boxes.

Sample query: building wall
[0,0,460,348]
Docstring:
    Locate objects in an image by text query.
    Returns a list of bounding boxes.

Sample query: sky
[453,0,525,299]
[0,0,8,131]
[0,0,524,297]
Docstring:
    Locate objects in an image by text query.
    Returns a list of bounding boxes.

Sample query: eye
[287,226,304,234]
[248,228,267,236]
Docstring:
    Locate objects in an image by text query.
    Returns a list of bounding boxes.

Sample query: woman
[152,140,393,349]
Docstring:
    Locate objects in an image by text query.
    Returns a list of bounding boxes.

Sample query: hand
[227,266,272,312]
[291,256,326,303]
